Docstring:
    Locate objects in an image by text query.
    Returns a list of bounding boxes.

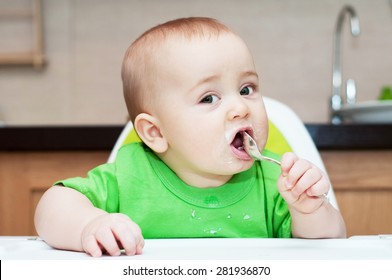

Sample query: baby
[35,17,346,257]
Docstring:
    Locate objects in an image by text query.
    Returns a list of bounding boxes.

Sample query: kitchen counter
[306,124,392,150]
[0,124,391,151]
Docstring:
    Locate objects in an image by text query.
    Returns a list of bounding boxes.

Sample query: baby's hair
[121,17,233,123]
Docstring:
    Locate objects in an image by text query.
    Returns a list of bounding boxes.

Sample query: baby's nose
[227,97,250,120]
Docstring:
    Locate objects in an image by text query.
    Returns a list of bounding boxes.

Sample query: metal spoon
[243,132,281,165]
[243,132,328,201]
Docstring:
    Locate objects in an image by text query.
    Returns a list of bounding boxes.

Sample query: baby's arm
[277,152,346,238]
[34,186,144,257]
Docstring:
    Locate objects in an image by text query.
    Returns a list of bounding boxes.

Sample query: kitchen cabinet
[0,151,108,235]
[321,150,392,237]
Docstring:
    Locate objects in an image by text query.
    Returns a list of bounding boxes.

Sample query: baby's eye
[240,86,254,96]
[200,94,219,104]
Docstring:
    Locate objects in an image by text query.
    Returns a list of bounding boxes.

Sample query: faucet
[331,5,361,124]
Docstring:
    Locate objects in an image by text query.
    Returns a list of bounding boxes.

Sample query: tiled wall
[0,0,391,125]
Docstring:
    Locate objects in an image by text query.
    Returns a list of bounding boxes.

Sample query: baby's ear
[134,113,168,153]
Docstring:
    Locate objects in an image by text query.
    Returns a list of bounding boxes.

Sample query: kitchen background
[0,0,391,125]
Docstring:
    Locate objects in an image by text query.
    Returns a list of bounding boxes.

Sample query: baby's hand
[277,152,330,214]
[81,213,144,257]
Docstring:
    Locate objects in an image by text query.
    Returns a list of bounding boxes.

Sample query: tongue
[232,133,243,149]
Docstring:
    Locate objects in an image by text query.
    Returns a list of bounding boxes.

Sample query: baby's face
[152,32,268,187]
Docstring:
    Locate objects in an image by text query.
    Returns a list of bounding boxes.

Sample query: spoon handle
[259,155,281,166]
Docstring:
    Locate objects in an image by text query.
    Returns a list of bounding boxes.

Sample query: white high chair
[108,97,339,209]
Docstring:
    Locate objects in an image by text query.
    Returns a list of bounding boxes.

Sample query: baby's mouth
[231,131,246,151]
[230,129,253,159]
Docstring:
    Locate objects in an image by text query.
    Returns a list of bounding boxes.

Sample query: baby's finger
[95,227,121,256]
[83,235,103,257]
[122,234,144,256]
[280,152,297,176]
[291,166,322,196]
[136,237,145,255]
[277,174,300,204]
[112,224,142,256]
[130,226,144,255]
[306,176,330,198]
[285,159,312,189]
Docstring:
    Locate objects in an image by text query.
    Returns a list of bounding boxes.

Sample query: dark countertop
[0,124,391,151]
[305,124,392,150]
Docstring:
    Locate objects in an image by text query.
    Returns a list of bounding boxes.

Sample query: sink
[332,100,392,124]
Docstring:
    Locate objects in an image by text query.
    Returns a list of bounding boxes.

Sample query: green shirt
[57,143,291,238]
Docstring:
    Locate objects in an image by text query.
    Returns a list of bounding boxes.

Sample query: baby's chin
[218,156,254,174]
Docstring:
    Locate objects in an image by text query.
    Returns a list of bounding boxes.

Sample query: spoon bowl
[243,132,281,165]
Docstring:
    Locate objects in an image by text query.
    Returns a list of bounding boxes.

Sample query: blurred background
[0,0,391,125]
